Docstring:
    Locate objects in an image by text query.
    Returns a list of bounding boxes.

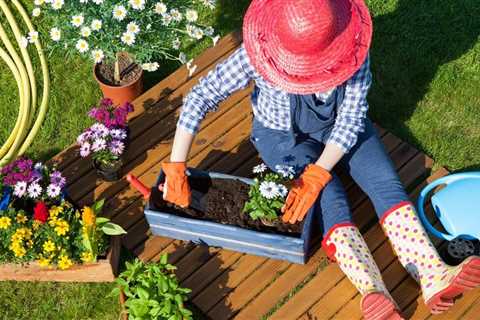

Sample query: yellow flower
[81,251,94,263]
[32,220,41,231]
[54,219,69,236]
[16,213,28,224]
[9,240,26,257]
[42,240,56,253]
[11,227,32,241]
[0,216,12,229]
[38,257,51,267]
[58,255,73,270]
[82,206,96,226]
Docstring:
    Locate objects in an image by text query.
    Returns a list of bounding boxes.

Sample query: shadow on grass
[368,0,479,159]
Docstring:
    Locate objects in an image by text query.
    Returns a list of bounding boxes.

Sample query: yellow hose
[0,0,50,166]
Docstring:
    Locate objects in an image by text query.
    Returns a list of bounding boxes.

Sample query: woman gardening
[158,0,480,319]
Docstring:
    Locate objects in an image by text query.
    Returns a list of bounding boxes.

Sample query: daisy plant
[30,0,219,79]
[77,98,133,167]
[243,163,295,222]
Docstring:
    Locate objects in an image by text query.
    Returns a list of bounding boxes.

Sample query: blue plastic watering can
[417,172,480,242]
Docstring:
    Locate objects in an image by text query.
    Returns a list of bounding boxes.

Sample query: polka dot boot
[323,223,404,320]
[381,202,480,314]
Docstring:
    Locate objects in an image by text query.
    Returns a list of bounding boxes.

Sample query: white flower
[186,24,195,37]
[91,49,104,63]
[141,62,159,72]
[75,39,89,53]
[121,32,136,46]
[154,2,167,14]
[92,0,104,4]
[110,129,127,140]
[34,162,44,171]
[50,27,61,41]
[185,9,198,22]
[91,19,102,31]
[275,165,295,179]
[32,7,41,17]
[129,0,145,10]
[259,181,280,199]
[20,36,29,48]
[92,138,107,152]
[277,184,288,198]
[80,0,89,3]
[170,9,182,22]
[113,5,127,21]
[80,26,91,38]
[47,184,61,198]
[200,0,216,9]
[80,142,91,157]
[27,182,42,199]
[28,31,39,43]
[172,38,181,50]
[192,27,204,40]
[253,163,268,174]
[127,22,140,34]
[204,26,214,37]
[34,0,45,5]
[162,14,172,26]
[71,14,84,27]
[14,181,28,198]
[51,0,64,10]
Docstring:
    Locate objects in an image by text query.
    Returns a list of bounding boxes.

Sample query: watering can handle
[417,173,480,241]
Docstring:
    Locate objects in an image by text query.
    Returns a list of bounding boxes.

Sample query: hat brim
[243,0,373,94]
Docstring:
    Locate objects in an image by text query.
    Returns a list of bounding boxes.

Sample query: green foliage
[113,256,192,320]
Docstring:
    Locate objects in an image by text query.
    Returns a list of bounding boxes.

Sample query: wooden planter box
[144,169,316,264]
[0,236,122,282]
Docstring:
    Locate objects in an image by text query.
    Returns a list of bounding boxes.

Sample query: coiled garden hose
[0,0,49,166]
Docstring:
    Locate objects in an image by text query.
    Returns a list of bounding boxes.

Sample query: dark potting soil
[96,53,142,86]
[154,177,303,236]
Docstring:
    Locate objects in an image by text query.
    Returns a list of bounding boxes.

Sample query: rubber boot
[381,202,480,314]
[322,223,404,320]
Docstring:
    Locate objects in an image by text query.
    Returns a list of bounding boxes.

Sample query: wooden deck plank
[458,297,480,320]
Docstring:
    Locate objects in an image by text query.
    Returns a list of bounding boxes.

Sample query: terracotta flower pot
[94,63,143,107]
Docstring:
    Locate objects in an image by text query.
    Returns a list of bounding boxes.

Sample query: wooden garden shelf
[52,32,480,318]
[0,236,121,283]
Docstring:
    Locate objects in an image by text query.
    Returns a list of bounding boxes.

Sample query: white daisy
[185,9,198,22]
[75,39,89,53]
[129,0,145,10]
[34,0,45,5]
[27,182,42,199]
[71,14,84,27]
[47,184,61,198]
[28,31,39,43]
[162,14,172,26]
[91,49,104,63]
[92,138,107,152]
[192,27,204,40]
[14,181,28,198]
[253,163,268,174]
[204,26,214,36]
[127,22,140,34]
[154,2,167,14]
[92,0,104,4]
[91,19,102,31]
[80,26,91,38]
[170,9,182,22]
[51,0,64,10]
[50,27,61,41]
[141,62,159,72]
[32,7,41,17]
[277,184,288,198]
[275,165,295,179]
[120,32,136,46]
[113,5,127,21]
[259,181,280,199]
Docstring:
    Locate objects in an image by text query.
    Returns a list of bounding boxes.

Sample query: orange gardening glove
[281,164,332,224]
[160,162,191,208]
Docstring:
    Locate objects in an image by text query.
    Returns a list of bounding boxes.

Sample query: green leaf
[108,287,120,298]
[136,287,150,300]
[125,299,149,317]
[101,222,127,235]
[93,199,105,214]
[160,253,168,265]
[96,217,110,225]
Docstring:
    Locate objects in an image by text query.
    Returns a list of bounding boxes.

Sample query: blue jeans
[251,117,409,236]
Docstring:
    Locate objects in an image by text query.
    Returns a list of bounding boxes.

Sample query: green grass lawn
[0,0,479,319]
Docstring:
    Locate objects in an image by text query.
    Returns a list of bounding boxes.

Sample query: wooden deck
[53,33,480,319]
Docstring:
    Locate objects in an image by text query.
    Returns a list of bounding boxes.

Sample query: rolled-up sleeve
[178,46,254,134]
[326,54,372,153]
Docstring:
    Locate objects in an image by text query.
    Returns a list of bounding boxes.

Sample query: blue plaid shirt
[178,45,372,153]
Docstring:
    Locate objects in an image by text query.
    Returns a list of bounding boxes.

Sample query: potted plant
[30,0,219,105]
[77,98,133,182]
[129,166,315,264]
[112,255,192,320]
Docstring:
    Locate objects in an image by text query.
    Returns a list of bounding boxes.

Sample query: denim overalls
[250,86,409,235]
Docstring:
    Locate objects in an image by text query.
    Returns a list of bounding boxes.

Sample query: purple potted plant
[77,98,133,182]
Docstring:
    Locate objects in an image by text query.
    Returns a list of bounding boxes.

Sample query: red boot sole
[362,292,404,320]
[427,256,480,313]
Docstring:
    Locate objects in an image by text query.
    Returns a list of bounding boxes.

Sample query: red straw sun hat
[243,0,373,94]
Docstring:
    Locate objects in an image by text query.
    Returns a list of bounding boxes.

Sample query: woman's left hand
[281,164,332,224]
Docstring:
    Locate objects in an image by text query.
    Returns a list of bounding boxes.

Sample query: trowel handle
[126,174,151,200]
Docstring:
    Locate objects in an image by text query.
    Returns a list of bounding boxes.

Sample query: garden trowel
[126,174,207,212]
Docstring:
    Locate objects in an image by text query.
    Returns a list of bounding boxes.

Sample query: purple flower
[17,158,33,171]
[31,170,42,181]
[87,107,99,119]
[91,123,109,138]
[46,184,61,198]
[27,182,42,199]
[92,138,107,152]
[50,171,66,188]
[121,102,134,113]
[80,142,91,158]
[77,131,90,145]
[109,140,125,156]
[100,98,113,107]
[13,181,27,198]
[111,129,127,140]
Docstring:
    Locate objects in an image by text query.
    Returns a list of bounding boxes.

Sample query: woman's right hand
[160,162,191,208]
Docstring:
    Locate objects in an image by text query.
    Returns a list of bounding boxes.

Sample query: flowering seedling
[30,0,219,78]
[112,256,192,320]
[243,163,294,222]
[77,98,133,167]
